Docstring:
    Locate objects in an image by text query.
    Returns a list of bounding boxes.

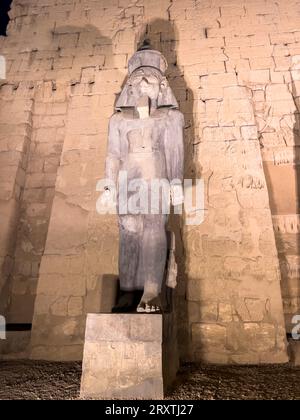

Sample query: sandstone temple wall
[1,0,300,363]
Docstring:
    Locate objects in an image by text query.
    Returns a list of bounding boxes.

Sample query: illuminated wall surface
[0,0,300,364]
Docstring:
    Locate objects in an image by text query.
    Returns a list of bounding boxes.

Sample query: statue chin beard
[136,95,149,119]
[136,94,159,118]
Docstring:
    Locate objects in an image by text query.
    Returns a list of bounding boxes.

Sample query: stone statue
[102,42,184,313]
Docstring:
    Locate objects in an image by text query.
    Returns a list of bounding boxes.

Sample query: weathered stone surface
[218,303,233,323]
[80,314,178,399]
[244,323,276,353]
[192,324,227,351]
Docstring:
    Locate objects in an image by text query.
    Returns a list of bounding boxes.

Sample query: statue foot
[112,291,142,313]
[137,295,162,314]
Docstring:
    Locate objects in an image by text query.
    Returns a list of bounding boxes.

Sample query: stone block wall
[7,82,67,324]
[1,0,300,363]
[0,82,34,317]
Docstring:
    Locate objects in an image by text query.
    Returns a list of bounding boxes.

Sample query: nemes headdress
[115,42,178,110]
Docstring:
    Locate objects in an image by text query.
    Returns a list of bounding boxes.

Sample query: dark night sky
[0,0,13,36]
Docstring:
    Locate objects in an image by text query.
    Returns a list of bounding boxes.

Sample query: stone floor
[0,361,299,400]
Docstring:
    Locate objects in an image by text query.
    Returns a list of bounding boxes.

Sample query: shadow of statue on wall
[265,66,300,337]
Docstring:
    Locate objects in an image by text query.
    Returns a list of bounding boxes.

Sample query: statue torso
[114,108,172,180]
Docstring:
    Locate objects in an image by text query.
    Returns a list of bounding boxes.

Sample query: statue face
[129,68,164,102]
[115,62,178,110]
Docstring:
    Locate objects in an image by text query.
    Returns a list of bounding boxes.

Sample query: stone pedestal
[80,313,179,400]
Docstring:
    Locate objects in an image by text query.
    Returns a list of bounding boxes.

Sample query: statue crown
[128,46,168,75]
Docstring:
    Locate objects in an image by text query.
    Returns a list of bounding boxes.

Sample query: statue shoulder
[109,112,126,129]
[167,109,185,127]
[109,112,123,123]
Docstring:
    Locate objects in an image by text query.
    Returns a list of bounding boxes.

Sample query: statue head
[115,43,178,110]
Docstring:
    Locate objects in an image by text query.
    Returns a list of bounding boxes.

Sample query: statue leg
[137,214,168,313]
[112,215,143,313]
[119,215,144,291]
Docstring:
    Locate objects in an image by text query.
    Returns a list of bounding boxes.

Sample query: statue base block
[80,313,178,400]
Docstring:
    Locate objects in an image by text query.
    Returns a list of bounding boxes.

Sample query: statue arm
[164,110,185,182]
[105,113,121,189]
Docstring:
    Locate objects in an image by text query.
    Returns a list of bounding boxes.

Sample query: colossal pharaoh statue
[102,42,185,313]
